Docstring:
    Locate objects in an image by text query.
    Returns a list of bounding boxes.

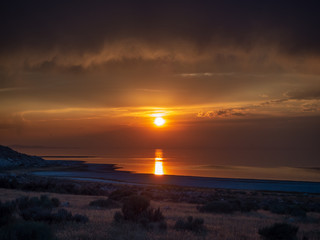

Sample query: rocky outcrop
[0,145,47,169]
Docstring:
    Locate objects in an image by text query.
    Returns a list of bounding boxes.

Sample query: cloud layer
[0,1,319,159]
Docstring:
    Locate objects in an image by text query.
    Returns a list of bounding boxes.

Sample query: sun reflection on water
[154,149,164,175]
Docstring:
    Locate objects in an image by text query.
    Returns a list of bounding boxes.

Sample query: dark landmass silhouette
[1,145,319,193]
[0,145,47,168]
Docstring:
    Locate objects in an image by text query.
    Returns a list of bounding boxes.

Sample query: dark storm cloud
[1,1,320,107]
[23,60,85,74]
[1,1,320,55]
[197,88,320,120]
[197,108,248,119]
[0,1,319,112]
[286,90,320,100]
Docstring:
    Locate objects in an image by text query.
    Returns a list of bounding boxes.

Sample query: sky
[0,1,320,164]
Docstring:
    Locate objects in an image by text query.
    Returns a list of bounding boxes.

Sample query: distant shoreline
[33,162,320,194]
[41,155,320,183]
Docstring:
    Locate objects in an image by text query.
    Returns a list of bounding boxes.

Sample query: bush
[0,196,89,225]
[0,200,16,226]
[89,198,120,209]
[15,195,88,223]
[16,196,37,210]
[52,208,73,222]
[263,200,307,217]
[198,200,238,214]
[122,195,150,221]
[143,207,164,222]
[258,223,298,240]
[20,206,89,224]
[239,199,259,212]
[21,207,52,222]
[158,220,167,231]
[73,214,89,223]
[113,194,166,230]
[50,197,60,207]
[0,177,19,189]
[16,195,60,211]
[113,211,124,223]
[174,216,206,233]
[198,198,259,214]
[108,189,136,201]
[0,221,54,240]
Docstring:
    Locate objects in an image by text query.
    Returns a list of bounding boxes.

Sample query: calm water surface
[42,148,320,182]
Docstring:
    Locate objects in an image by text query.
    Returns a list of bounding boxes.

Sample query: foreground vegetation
[0,186,319,240]
[0,194,89,239]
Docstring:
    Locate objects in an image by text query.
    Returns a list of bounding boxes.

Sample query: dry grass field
[1,187,319,240]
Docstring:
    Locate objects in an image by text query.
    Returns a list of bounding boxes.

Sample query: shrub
[174,219,186,229]
[122,195,150,221]
[198,198,260,214]
[20,207,52,222]
[108,189,136,201]
[0,177,19,189]
[158,221,167,231]
[258,223,298,240]
[20,206,89,224]
[51,208,89,223]
[89,198,120,209]
[14,195,89,224]
[113,211,124,223]
[0,221,54,240]
[16,196,37,210]
[141,207,164,222]
[113,194,165,230]
[290,207,307,217]
[16,195,68,223]
[73,214,89,223]
[52,208,73,222]
[239,199,259,212]
[16,195,59,211]
[174,216,206,233]
[198,200,238,214]
[0,200,16,226]
[263,200,307,217]
[39,195,53,208]
[50,197,60,207]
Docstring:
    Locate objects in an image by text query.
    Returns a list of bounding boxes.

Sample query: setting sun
[154,117,165,126]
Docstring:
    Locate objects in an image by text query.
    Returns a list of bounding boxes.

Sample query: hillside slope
[0,145,46,168]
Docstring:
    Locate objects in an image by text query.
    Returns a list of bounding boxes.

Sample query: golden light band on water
[154,149,164,175]
[155,160,164,175]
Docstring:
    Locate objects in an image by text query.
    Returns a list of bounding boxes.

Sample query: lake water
[42,148,320,182]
